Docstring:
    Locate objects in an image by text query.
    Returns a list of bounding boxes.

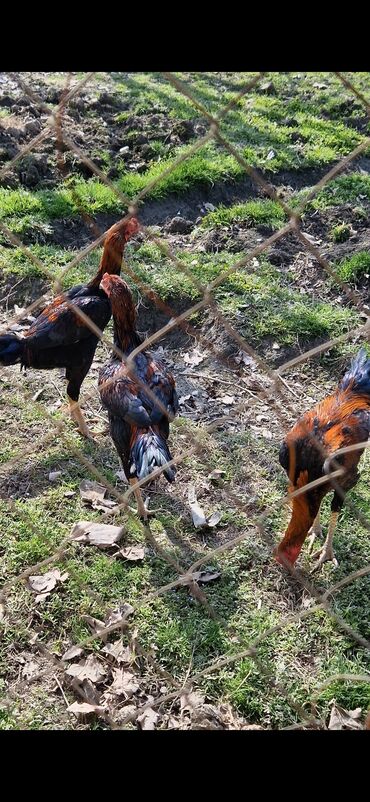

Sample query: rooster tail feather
[0,334,24,366]
[129,427,176,483]
[339,348,370,396]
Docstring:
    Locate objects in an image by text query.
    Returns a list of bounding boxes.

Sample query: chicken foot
[68,396,96,440]
[310,511,339,572]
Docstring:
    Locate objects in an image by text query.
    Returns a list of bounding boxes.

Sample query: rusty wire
[0,70,370,730]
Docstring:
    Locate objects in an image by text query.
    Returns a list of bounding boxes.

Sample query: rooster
[276,349,370,571]
[98,273,178,519]
[0,216,138,438]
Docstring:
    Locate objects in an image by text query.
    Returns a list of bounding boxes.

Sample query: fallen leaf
[112,703,138,723]
[267,149,275,160]
[67,701,106,718]
[35,592,52,604]
[208,469,226,482]
[220,394,235,405]
[64,490,75,498]
[137,707,159,730]
[104,604,134,629]
[110,668,139,697]
[188,486,207,527]
[79,479,107,505]
[328,703,363,730]
[28,569,68,595]
[71,520,124,548]
[206,511,222,527]
[62,645,84,662]
[79,678,102,706]
[116,546,146,562]
[49,470,62,482]
[235,351,257,370]
[102,641,133,664]
[22,660,40,681]
[81,614,106,636]
[66,655,107,684]
[183,349,205,367]
[91,500,118,513]
[180,691,205,712]
[188,487,222,529]
[178,393,194,406]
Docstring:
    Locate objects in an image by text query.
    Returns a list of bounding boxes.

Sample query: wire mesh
[0,70,369,730]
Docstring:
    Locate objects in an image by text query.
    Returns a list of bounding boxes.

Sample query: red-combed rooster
[98,273,178,519]
[276,349,370,571]
[0,216,138,438]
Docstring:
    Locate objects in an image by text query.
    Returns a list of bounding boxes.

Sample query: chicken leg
[68,396,96,440]
[307,511,323,554]
[129,478,155,521]
[310,511,339,572]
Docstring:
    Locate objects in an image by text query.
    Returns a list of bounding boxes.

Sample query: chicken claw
[310,543,338,573]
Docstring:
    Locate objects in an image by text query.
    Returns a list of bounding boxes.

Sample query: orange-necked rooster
[276,349,370,571]
[0,217,138,438]
[98,274,178,519]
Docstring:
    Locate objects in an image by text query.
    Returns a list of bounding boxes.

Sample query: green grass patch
[201,199,286,230]
[337,251,370,282]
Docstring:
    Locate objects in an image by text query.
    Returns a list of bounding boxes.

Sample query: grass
[0,240,358,347]
[200,199,286,230]
[1,387,370,729]
[337,251,370,282]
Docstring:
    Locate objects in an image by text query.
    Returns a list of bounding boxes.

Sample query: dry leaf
[49,470,62,482]
[103,604,134,631]
[187,487,222,529]
[110,668,139,697]
[328,703,363,730]
[62,645,84,662]
[81,614,106,636]
[113,703,138,723]
[208,470,226,482]
[28,569,68,595]
[79,678,102,706]
[22,660,40,681]
[71,520,124,548]
[183,349,205,367]
[206,511,222,527]
[66,655,107,684]
[79,479,107,505]
[116,546,146,562]
[35,592,51,604]
[188,486,207,527]
[67,701,106,718]
[235,351,257,369]
[137,707,159,730]
[180,691,205,712]
[220,394,235,405]
[102,641,133,664]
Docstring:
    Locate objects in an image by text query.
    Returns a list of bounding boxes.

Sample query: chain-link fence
[0,71,370,730]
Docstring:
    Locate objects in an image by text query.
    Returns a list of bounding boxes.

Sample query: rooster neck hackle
[89,217,138,288]
[110,285,141,353]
